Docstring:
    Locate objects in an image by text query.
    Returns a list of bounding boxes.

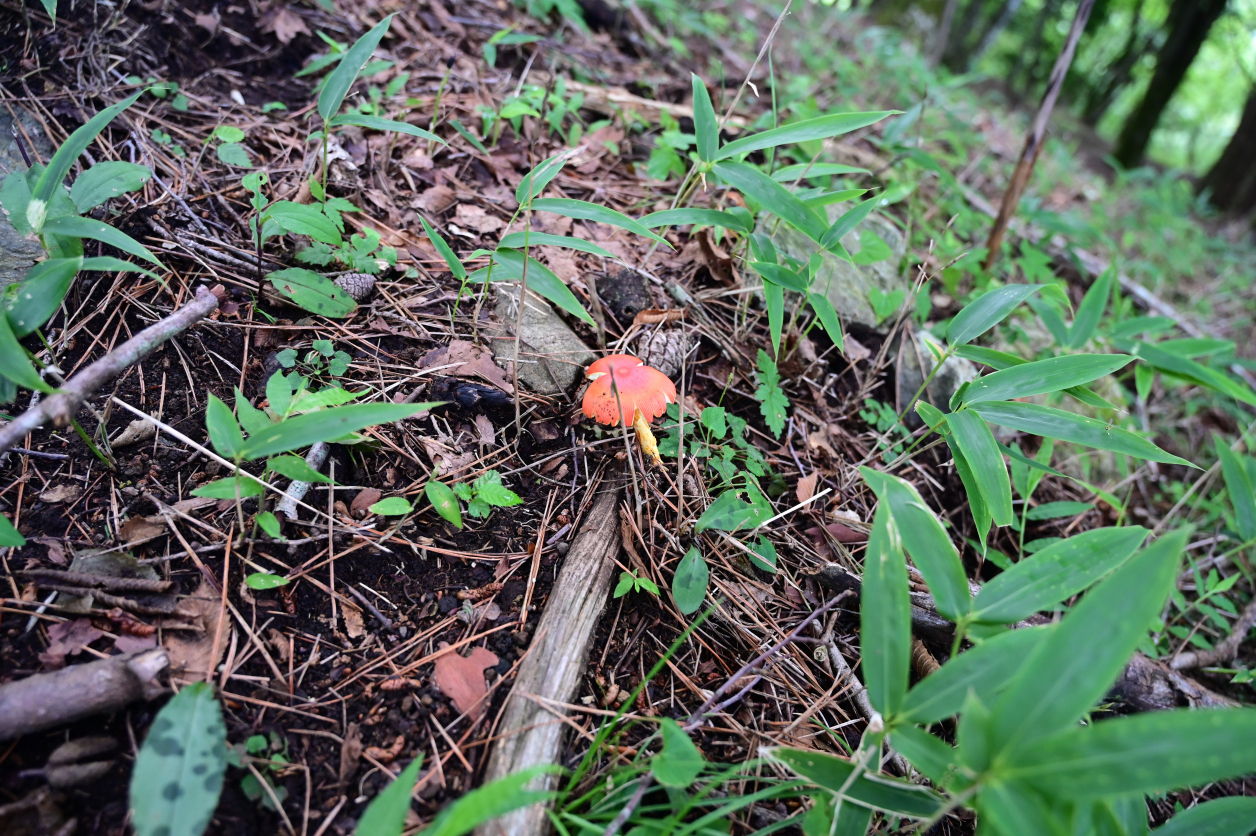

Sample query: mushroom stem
[633,409,661,465]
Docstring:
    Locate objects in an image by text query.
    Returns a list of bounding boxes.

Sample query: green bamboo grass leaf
[819,196,879,254]
[902,627,1049,724]
[498,232,616,258]
[971,401,1195,468]
[318,15,394,123]
[191,475,265,499]
[1215,436,1256,541]
[0,314,51,393]
[6,258,79,337]
[483,248,594,325]
[771,162,871,181]
[1152,797,1256,836]
[971,527,1148,624]
[1134,341,1256,407]
[751,262,809,293]
[419,766,559,836]
[267,268,357,318]
[802,188,868,209]
[40,0,56,23]
[807,293,845,355]
[528,198,669,246]
[418,217,466,281]
[763,280,784,357]
[946,411,1013,527]
[1024,501,1094,520]
[30,92,143,219]
[672,547,709,615]
[1066,266,1113,349]
[41,215,163,266]
[862,469,971,621]
[239,402,440,459]
[691,74,718,162]
[962,354,1134,405]
[712,161,828,243]
[955,345,1025,369]
[859,499,911,717]
[767,748,943,818]
[989,529,1188,753]
[638,208,753,233]
[353,757,423,836]
[205,395,244,458]
[425,481,462,529]
[947,284,1045,347]
[888,725,957,784]
[514,154,568,204]
[715,111,896,161]
[1006,708,1256,799]
[268,455,334,484]
[328,113,444,145]
[977,782,1065,836]
[0,513,26,547]
[69,161,152,213]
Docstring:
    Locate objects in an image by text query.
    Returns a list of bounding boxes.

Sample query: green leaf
[32,92,143,215]
[803,188,869,210]
[1067,266,1112,349]
[946,411,1013,527]
[418,217,466,281]
[529,198,669,246]
[254,511,283,539]
[971,526,1148,624]
[763,280,784,356]
[191,475,265,499]
[889,725,959,784]
[267,268,357,318]
[215,142,252,168]
[750,536,777,572]
[41,215,163,267]
[1152,797,1256,836]
[353,756,422,836]
[266,201,343,246]
[425,481,463,529]
[1007,708,1256,800]
[329,113,444,145]
[370,497,413,516]
[971,401,1194,468]
[70,161,152,212]
[1133,341,1256,407]
[771,162,871,181]
[638,208,753,233]
[977,781,1064,836]
[6,257,79,337]
[514,154,567,205]
[755,348,789,438]
[654,718,705,786]
[700,406,727,438]
[0,313,51,393]
[672,547,708,615]
[715,111,896,161]
[962,354,1134,406]
[819,196,879,254]
[901,627,1048,724]
[860,502,910,717]
[318,16,394,123]
[768,747,943,818]
[471,471,521,508]
[752,262,809,293]
[1024,501,1094,520]
[989,529,1188,752]
[498,231,615,258]
[0,513,26,547]
[240,402,439,459]
[947,284,1044,347]
[946,433,992,553]
[691,74,719,162]
[421,765,558,836]
[484,248,594,325]
[234,389,270,437]
[205,395,244,458]
[129,681,227,836]
[807,292,845,355]
[1215,436,1256,541]
[246,572,289,590]
[712,161,827,243]
[694,490,760,533]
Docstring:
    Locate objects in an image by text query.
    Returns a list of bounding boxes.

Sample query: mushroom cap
[582,354,677,427]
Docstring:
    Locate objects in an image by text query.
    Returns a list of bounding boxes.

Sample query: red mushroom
[582,354,677,464]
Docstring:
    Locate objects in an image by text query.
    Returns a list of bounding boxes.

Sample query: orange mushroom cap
[582,354,677,427]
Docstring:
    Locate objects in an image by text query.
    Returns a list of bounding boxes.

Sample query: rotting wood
[476,487,621,836]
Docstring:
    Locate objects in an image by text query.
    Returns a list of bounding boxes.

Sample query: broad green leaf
[638,208,753,233]
[819,196,879,254]
[234,388,270,436]
[1133,341,1256,407]
[947,284,1044,347]
[962,354,1133,405]
[70,161,152,212]
[694,490,760,533]
[41,215,163,267]
[1156,337,1234,358]
[191,475,265,499]
[266,372,293,418]
[715,111,895,161]
[353,757,423,836]
[268,454,334,483]
[6,258,79,337]
[712,161,828,242]
[947,411,1013,527]
[0,513,26,547]
[700,406,727,437]
[1024,501,1093,520]
[370,497,413,516]
[129,682,227,836]
[482,248,593,325]
[1215,436,1256,541]
[955,344,1025,370]
[805,190,871,213]
[946,433,992,553]
[654,718,705,787]
[205,395,243,458]
[971,527,1148,624]
[768,747,943,818]
[772,162,871,181]
[901,627,1049,724]
[807,293,845,355]
[318,16,394,123]
[752,262,809,293]
[267,268,357,318]
[514,154,567,204]
[215,143,251,168]
[266,201,343,245]
[246,572,289,589]
[978,781,1065,836]
[691,74,718,162]
[420,765,559,836]
[889,725,958,784]
[859,501,910,717]
[329,113,444,145]
[254,511,282,539]
[862,469,970,621]
[498,231,615,258]
[240,402,439,459]
[1153,797,1256,836]
[0,169,33,233]
[989,529,1187,752]
[426,481,462,529]
[528,198,668,246]
[672,547,708,615]
[0,314,51,393]
[32,92,142,213]
[971,401,1194,468]
[418,216,466,281]
[763,279,784,356]
[1067,266,1112,349]
[1007,708,1256,799]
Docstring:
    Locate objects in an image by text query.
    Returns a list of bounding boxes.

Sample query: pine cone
[334,272,376,302]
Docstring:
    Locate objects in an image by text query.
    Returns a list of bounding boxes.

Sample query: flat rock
[0,108,51,292]
[486,285,595,396]
[895,329,978,423]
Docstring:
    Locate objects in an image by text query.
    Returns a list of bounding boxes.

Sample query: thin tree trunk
[941,0,994,73]
[971,0,1025,65]
[1082,0,1151,125]
[1016,0,1065,94]
[1200,85,1256,215]
[930,0,962,68]
[1113,0,1229,169]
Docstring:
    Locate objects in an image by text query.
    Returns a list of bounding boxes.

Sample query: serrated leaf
[70,161,152,212]
[472,471,522,508]
[755,348,788,438]
[215,142,252,168]
[672,547,708,615]
[267,268,357,318]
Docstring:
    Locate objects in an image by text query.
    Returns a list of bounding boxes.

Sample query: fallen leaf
[796,473,819,505]
[842,334,871,362]
[431,642,499,721]
[119,516,166,546]
[342,603,366,639]
[163,577,230,681]
[539,246,580,282]
[193,10,219,36]
[418,340,513,393]
[414,185,456,215]
[40,618,104,668]
[32,537,67,565]
[171,497,217,514]
[111,418,156,447]
[474,414,496,446]
[633,308,685,326]
[453,203,505,234]
[350,489,382,518]
[39,484,81,504]
[114,633,158,654]
[418,437,476,479]
[339,722,362,784]
[261,7,309,43]
[808,431,838,459]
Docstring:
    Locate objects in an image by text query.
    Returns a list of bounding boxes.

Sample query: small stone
[485,285,595,395]
[555,541,570,557]
[512,631,529,647]
[437,595,458,614]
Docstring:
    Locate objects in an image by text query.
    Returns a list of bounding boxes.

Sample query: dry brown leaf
[342,603,366,639]
[842,334,872,362]
[363,734,406,764]
[418,339,513,393]
[111,418,156,447]
[415,185,456,215]
[418,437,476,479]
[114,633,158,654]
[453,204,505,234]
[163,577,229,681]
[171,497,217,514]
[350,489,382,518]
[193,10,219,36]
[431,642,499,721]
[261,8,309,44]
[339,722,362,784]
[39,484,81,504]
[474,414,496,446]
[796,472,819,505]
[39,618,104,668]
[119,516,166,546]
[32,537,66,565]
[539,246,580,282]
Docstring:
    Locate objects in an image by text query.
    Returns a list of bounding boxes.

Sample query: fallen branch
[1168,595,1256,671]
[0,285,224,457]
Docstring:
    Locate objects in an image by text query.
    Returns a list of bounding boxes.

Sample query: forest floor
[0,1,1254,835]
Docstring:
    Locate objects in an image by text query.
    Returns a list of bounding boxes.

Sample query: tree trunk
[941,0,996,73]
[1200,85,1256,215]
[1113,0,1229,169]
[1082,0,1152,125]
[971,0,1025,65]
